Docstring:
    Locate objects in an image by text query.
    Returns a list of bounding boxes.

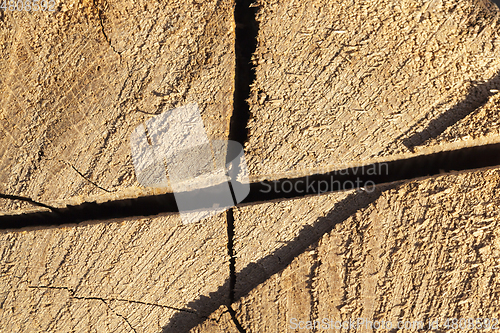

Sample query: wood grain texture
[244,0,500,182]
[0,212,229,332]
[423,92,500,147]
[233,168,500,332]
[2,0,500,332]
[0,0,235,214]
[190,305,242,333]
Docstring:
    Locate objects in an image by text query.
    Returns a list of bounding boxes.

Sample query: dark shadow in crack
[402,72,500,151]
[161,183,398,332]
[228,0,260,147]
[3,142,500,230]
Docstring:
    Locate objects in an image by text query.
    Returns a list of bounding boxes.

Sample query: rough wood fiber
[190,305,242,333]
[233,191,351,273]
[423,92,500,147]
[0,0,235,214]
[0,213,229,332]
[1,0,500,332]
[245,0,500,182]
[233,168,500,332]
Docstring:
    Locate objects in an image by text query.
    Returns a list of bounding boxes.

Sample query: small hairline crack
[27,285,197,314]
[0,193,56,211]
[93,0,122,57]
[61,160,116,193]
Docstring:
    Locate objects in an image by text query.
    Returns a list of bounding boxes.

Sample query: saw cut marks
[244,0,500,182]
[0,212,229,332]
[0,0,235,214]
[232,168,500,332]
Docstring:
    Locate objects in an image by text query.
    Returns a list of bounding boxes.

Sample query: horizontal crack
[28,285,137,332]
[0,193,56,211]
[28,285,197,314]
[2,142,500,229]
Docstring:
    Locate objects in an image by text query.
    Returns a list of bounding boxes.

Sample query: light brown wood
[1,0,500,332]
[233,168,500,332]
[0,213,229,332]
[244,0,500,182]
[425,92,500,146]
[0,0,235,214]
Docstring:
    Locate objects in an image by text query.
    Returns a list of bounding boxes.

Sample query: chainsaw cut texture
[2,0,500,332]
[245,0,500,182]
[190,305,242,333]
[422,92,500,148]
[232,168,500,332]
[0,213,229,332]
[0,0,235,214]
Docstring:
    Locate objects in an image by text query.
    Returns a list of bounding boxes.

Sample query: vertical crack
[93,0,121,57]
[226,208,236,304]
[222,1,259,330]
[228,0,260,145]
[227,305,247,333]
[226,209,247,333]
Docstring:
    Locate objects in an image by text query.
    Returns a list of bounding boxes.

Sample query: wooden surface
[1,0,500,332]
[3,168,500,332]
[0,0,235,214]
[191,306,242,333]
[0,213,229,332]
[425,92,500,147]
[244,0,500,182]
[233,168,500,332]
